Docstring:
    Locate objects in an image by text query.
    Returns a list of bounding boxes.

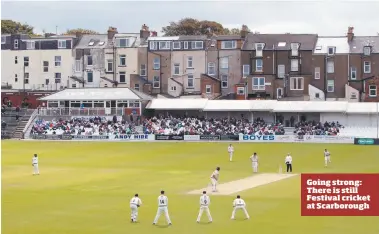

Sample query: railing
[23,109,38,134]
[37,107,136,116]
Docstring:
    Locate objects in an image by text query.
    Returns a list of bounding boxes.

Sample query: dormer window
[117,38,129,47]
[290,43,299,56]
[255,43,264,57]
[327,47,335,56]
[14,39,19,49]
[363,46,371,56]
[221,40,237,49]
[191,41,203,49]
[98,42,105,46]
[159,41,171,50]
[173,41,181,49]
[150,41,158,50]
[26,41,35,50]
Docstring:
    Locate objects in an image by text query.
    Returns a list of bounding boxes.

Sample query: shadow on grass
[154,224,170,228]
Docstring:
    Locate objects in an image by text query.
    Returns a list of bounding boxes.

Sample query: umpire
[285,153,293,173]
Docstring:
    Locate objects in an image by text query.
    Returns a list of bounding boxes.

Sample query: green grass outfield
[2,141,379,234]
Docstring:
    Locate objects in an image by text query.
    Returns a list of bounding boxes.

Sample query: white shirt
[211,170,219,180]
[233,198,246,207]
[158,195,168,207]
[130,197,142,206]
[228,146,234,153]
[285,155,292,164]
[32,157,38,164]
[200,195,210,206]
[324,151,330,157]
[250,155,258,162]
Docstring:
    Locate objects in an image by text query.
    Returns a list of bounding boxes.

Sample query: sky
[1,0,379,36]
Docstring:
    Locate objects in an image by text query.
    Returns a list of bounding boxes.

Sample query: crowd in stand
[294,121,343,136]
[143,115,285,136]
[30,116,139,135]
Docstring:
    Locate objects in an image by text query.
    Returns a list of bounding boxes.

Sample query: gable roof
[313,37,350,54]
[350,36,379,53]
[75,34,108,49]
[242,33,318,51]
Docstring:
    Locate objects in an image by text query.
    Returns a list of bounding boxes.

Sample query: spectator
[294,121,343,136]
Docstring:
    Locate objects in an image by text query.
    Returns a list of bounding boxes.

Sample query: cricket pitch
[186,173,298,195]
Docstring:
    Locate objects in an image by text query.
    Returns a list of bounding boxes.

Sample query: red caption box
[301,173,379,216]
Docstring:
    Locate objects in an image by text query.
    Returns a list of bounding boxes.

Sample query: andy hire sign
[241,135,275,141]
[109,134,150,140]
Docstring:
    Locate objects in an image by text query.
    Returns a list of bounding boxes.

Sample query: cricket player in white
[197,191,212,223]
[231,195,250,220]
[130,193,142,222]
[324,149,331,167]
[210,167,220,192]
[153,190,172,225]
[250,153,258,173]
[285,153,293,173]
[32,154,39,175]
[228,144,234,161]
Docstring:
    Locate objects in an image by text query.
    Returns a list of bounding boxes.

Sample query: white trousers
[325,156,331,165]
[252,162,258,172]
[229,152,233,161]
[197,206,212,222]
[33,164,39,174]
[231,206,249,219]
[153,206,171,224]
[210,178,218,191]
[130,204,138,221]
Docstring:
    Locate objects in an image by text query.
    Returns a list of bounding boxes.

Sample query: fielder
[32,154,39,175]
[130,193,142,223]
[210,167,220,192]
[231,195,250,220]
[285,153,293,173]
[324,149,331,167]
[153,190,172,225]
[196,191,212,223]
[228,144,234,161]
[250,152,258,173]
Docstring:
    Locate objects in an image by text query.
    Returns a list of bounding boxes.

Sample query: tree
[162,18,227,36]
[224,25,251,35]
[64,28,99,35]
[1,20,34,35]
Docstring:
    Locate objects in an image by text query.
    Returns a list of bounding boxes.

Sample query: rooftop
[313,37,350,54]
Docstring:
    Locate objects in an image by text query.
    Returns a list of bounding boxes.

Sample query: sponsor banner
[183,135,200,141]
[108,134,154,141]
[220,135,239,141]
[61,135,73,140]
[31,134,47,139]
[354,138,379,145]
[200,135,221,141]
[275,135,294,142]
[71,116,122,121]
[240,134,276,141]
[301,173,379,216]
[72,135,109,140]
[155,135,184,141]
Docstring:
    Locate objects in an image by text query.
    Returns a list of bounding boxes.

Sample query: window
[277,88,283,98]
[255,59,263,72]
[52,56,61,67]
[117,38,129,47]
[24,73,29,84]
[174,63,180,75]
[72,84,76,88]
[26,41,35,49]
[278,65,285,78]
[58,40,66,49]
[327,80,334,92]
[221,41,237,49]
[44,79,49,85]
[153,57,160,70]
[191,41,203,49]
[327,61,334,73]
[290,77,304,90]
[153,76,160,88]
[237,87,245,95]
[119,55,126,66]
[119,72,125,83]
[315,67,320,79]
[221,75,228,88]
[187,56,193,68]
[350,92,357,99]
[149,41,158,50]
[327,47,335,55]
[290,59,298,71]
[54,73,61,83]
[252,77,265,90]
[205,85,211,94]
[291,43,299,56]
[15,56,18,64]
[243,64,250,77]
[171,86,177,91]
[85,72,92,83]
[369,85,377,97]
[159,41,170,50]
[278,42,286,47]
[134,83,140,91]
[140,64,146,76]
[364,61,371,73]
[255,43,264,57]
[208,62,216,75]
[24,57,29,67]
[43,61,49,72]
[363,46,371,56]
[350,67,357,80]
[1,36,5,44]
[107,60,113,72]
[220,57,228,69]
[184,41,188,49]
[14,39,18,49]
[74,60,81,72]
[187,74,194,88]
[173,41,181,49]
[98,42,105,46]
[15,74,18,82]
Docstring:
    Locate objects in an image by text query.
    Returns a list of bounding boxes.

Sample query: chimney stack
[107,27,118,40]
[240,24,248,39]
[347,26,354,42]
[140,24,150,40]
[151,31,158,37]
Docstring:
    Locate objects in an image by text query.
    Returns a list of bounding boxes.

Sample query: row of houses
[1,25,379,102]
